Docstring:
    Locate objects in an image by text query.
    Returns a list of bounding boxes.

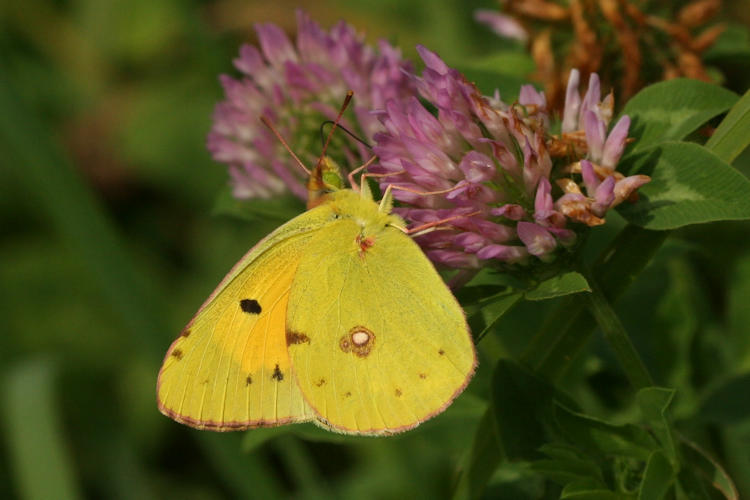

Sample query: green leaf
[213,185,305,222]
[636,387,677,462]
[469,292,523,343]
[453,409,503,500]
[697,372,750,425]
[679,436,740,500]
[638,451,675,500]
[728,255,750,370]
[491,360,559,460]
[552,404,657,460]
[561,480,630,499]
[525,226,667,380]
[525,272,591,301]
[705,89,750,164]
[586,276,654,390]
[463,267,529,289]
[2,359,83,500]
[533,444,604,485]
[622,79,737,153]
[618,142,750,229]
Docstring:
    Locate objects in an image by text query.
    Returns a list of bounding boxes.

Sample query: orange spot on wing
[356,234,375,257]
[286,330,311,345]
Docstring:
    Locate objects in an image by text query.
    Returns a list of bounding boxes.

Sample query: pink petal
[490,204,526,220]
[454,232,489,252]
[519,85,546,109]
[476,244,528,262]
[416,44,449,74]
[584,110,606,162]
[517,222,557,258]
[547,227,577,246]
[255,23,298,65]
[592,176,615,216]
[426,250,480,268]
[581,159,600,195]
[534,177,554,213]
[602,115,630,168]
[580,72,601,123]
[458,151,496,183]
[562,69,581,133]
[234,44,265,75]
[613,175,651,206]
[474,9,529,42]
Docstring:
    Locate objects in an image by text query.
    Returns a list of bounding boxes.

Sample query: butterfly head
[307,156,345,209]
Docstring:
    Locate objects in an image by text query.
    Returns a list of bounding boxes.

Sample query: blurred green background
[2,0,750,499]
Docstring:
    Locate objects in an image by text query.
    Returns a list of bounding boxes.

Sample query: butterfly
[157,96,477,435]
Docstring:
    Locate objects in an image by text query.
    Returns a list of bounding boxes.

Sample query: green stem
[523,225,667,379]
[585,273,654,389]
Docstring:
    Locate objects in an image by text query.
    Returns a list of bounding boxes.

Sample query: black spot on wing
[240,299,262,314]
[271,364,284,381]
[245,375,252,386]
[171,349,183,360]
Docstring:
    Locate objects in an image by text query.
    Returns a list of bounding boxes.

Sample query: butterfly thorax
[322,190,405,248]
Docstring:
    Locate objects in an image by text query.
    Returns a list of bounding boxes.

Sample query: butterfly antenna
[319,120,372,149]
[315,91,354,170]
[260,115,310,176]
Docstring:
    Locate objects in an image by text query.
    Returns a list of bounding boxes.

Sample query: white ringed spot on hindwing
[339,326,375,358]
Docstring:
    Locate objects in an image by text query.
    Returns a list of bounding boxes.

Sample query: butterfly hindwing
[286,194,477,435]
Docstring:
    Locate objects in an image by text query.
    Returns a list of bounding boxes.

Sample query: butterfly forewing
[157,210,334,430]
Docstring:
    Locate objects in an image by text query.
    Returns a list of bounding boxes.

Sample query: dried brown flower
[480,0,725,112]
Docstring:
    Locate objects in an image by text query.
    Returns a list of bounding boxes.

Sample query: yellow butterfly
[157,105,477,436]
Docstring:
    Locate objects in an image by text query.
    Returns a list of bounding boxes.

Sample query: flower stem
[585,273,654,389]
[522,224,667,379]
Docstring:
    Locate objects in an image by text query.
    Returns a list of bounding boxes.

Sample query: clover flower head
[372,48,649,270]
[208,10,416,200]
